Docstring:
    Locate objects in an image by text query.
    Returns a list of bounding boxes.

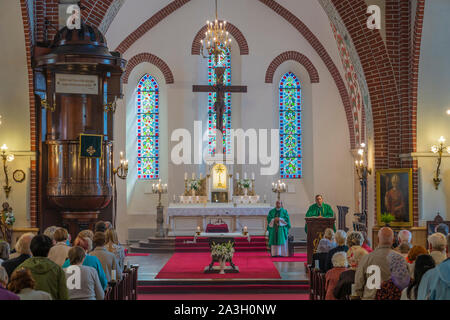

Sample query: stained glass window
[208,44,231,155]
[137,74,159,179]
[279,72,302,179]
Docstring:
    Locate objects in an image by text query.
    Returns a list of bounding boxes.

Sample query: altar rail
[104,265,139,300]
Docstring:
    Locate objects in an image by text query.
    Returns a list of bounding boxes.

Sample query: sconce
[1,144,15,198]
[41,97,56,112]
[355,143,372,181]
[431,136,450,190]
[152,179,168,207]
[113,151,128,180]
[104,97,117,113]
[271,180,287,201]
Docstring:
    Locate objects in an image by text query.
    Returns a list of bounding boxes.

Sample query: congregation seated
[62,235,108,290]
[418,234,450,300]
[427,232,447,265]
[106,229,125,273]
[17,234,68,300]
[2,233,34,278]
[346,231,364,249]
[325,251,348,300]
[406,245,428,276]
[354,227,395,299]
[325,230,348,272]
[395,230,412,258]
[333,246,368,300]
[90,232,122,282]
[361,231,373,253]
[312,239,334,273]
[401,254,435,300]
[8,268,52,300]
[48,228,71,267]
[43,226,58,243]
[376,252,411,300]
[0,266,19,300]
[65,246,104,300]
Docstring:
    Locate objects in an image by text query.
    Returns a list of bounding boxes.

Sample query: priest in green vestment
[305,194,335,232]
[267,201,291,257]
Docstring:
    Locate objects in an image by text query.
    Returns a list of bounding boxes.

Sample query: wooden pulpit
[306,217,336,265]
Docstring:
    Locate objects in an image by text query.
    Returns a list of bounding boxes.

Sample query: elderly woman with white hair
[325,230,348,271]
[2,233,34,278]
[396,230,412,257]
[312,238,336,273]
[428,232,447,265]
[325,251,349,300]
[0,266,19,300]
[333,246,368,299]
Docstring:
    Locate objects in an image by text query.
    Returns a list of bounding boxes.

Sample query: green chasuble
[304,203,335,232]
[267,208,291,246]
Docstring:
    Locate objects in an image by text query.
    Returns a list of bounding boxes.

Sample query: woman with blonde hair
[105,229,125,273]
[47,228,71,266]
[8,268,52,300]
[323,228,335,243]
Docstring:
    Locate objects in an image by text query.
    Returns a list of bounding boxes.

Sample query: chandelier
[200,0,232,64]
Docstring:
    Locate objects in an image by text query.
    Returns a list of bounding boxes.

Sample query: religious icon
[212,163,227,190]
[376,168,413,227]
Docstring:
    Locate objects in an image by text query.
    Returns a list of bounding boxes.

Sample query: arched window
[208,44,231,155]
[279,72,302,179]
[137,74,159,179]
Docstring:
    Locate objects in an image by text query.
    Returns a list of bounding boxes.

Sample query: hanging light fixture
[199,0,232,64]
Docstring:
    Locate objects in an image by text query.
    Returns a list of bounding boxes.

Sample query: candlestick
[185,172,188,180]
[252,172,255,180]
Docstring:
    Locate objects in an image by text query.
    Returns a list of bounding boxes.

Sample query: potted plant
[189,179,201,196]
[380,213,395,227]
[237,179,251,196]
[211,241,235,274]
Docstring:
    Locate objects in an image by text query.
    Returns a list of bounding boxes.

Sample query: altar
[167,203,271,236]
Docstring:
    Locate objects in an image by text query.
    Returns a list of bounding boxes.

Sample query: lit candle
[192,172,195,180]
[252,172,255,180]
[0,144,7,151]
[236,172,239,180]
[197,226,201,232]
[243,226,248,233]
[185,172,188,180]
[244,172,247,179]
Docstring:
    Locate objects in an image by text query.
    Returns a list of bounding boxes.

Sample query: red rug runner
[271,253,307,262]
[155,252,281,279]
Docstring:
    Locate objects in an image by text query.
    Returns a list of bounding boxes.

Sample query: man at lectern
[305,195,335,232]
[267,201,291,257]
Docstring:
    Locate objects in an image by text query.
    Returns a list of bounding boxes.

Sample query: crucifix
[193,66,247,153]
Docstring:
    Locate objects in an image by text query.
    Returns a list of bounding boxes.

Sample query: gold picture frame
[376,168,413,227]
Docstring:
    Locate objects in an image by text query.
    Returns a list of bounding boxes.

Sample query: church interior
[0,0,449,302]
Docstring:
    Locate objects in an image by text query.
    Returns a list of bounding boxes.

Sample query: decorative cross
[193,67,247,133]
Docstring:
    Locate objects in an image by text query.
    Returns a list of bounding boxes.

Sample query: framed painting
[376,168,413,227]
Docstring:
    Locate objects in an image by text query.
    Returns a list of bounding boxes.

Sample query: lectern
[306,217,335,265]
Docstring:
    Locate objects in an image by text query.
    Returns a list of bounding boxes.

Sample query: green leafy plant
[381,213,395,225]
[211,241,235,261]
[189,179,201,191]
[237,179,251,189]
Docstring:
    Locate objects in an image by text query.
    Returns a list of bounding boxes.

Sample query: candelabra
[431,136,450,190]
[113,151,128,180]
[354,143,371,225]
[199,0,232,65]
[272,180,287,201]
[1,144,15,198]
[152,179,168,238]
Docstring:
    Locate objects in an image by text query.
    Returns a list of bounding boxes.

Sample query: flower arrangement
[211,241,235,261]
[237,179,251,190]
[189,179,201,191]
[381,213,395,225]
[4,211,15,226]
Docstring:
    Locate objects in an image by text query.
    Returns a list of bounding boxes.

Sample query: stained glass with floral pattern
[279,72,302,178]
[137,74,159,179]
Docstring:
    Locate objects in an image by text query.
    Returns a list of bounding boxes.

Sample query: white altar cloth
[167,203,271,217]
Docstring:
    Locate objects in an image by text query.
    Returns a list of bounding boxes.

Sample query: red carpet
[138,293,309,300]
[271,253,307,262]
[155,252,281,279]
[175,236,267,252]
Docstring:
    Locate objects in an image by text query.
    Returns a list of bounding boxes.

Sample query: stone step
[129,245,174,253]
[138,240,175,249]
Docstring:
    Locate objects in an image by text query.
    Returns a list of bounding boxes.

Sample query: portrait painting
[376,168,413,227]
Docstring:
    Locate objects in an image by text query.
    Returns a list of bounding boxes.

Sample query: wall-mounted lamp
[355,143,372,181]
[1,144,15,198]
[113,151,128,180]
[431,136,450,190]
[446,109,450,116]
